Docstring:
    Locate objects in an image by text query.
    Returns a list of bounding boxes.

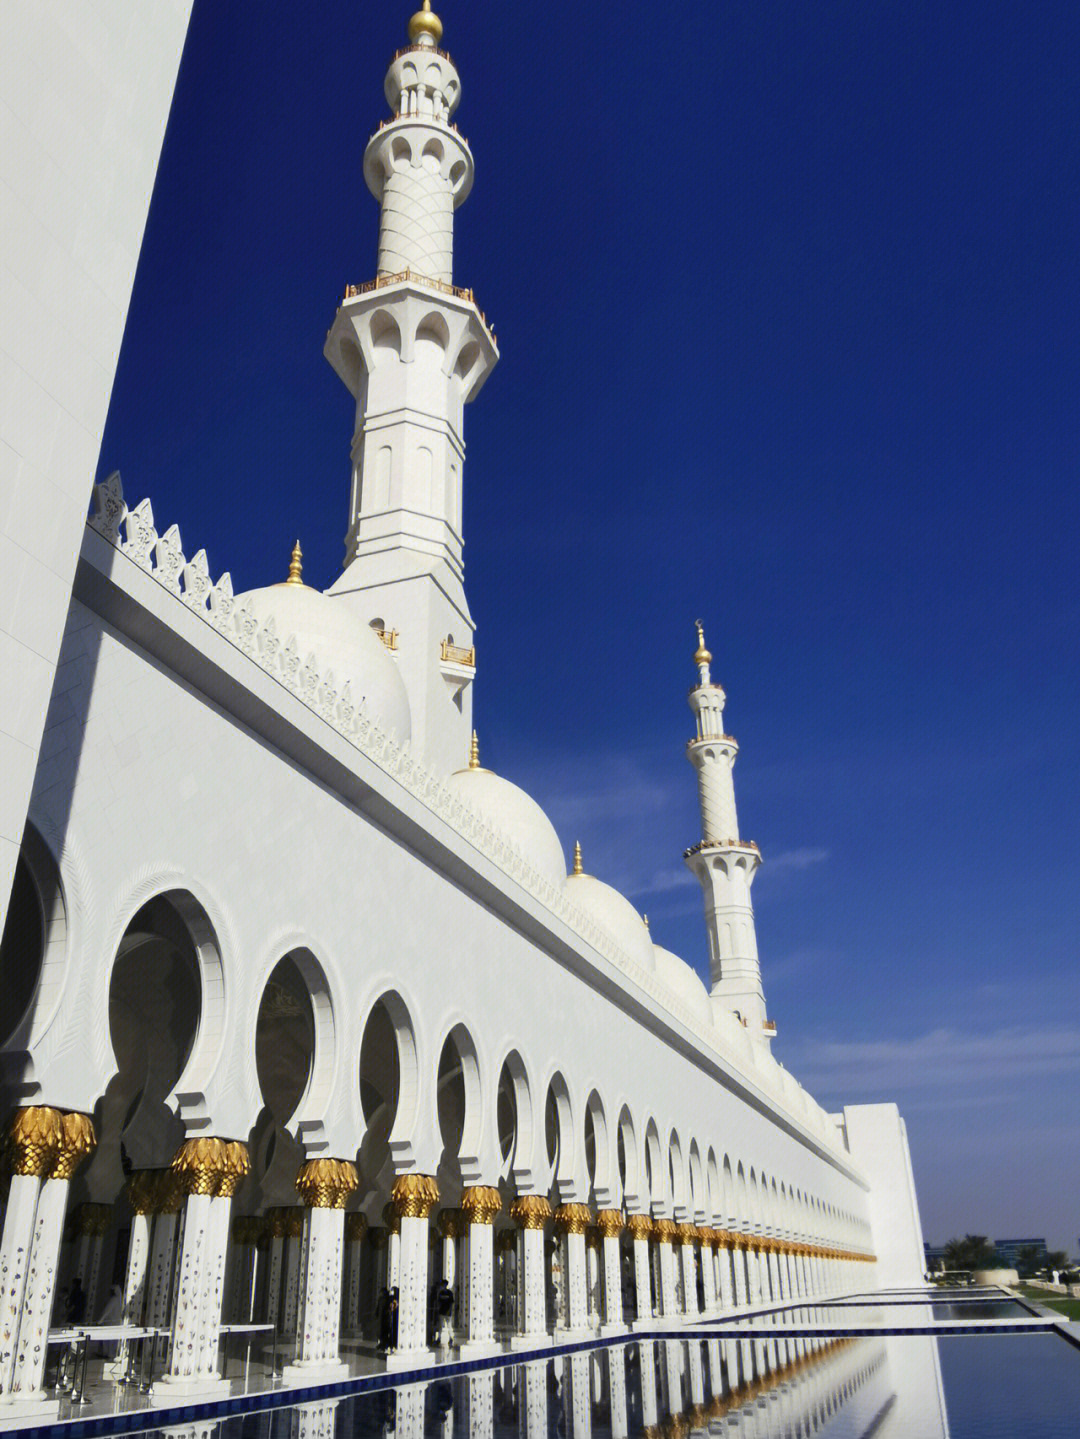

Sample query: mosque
[0,1,926,1416]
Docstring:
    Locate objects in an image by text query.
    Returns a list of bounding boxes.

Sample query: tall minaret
[325,3,498,773]
[683,623,774,1042]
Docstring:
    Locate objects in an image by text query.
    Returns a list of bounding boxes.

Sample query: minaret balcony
[342,270,495,340]
[440,639,475,667]
[683,838,760,860]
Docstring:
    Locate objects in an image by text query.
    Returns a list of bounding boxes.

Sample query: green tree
[1016,1245,1042,1278]
[942,1235,997,1271]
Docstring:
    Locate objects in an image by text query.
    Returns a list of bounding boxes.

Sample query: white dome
[565,872,656,974]
[444,766,566,890]
[652,945,712,1024]
[235,582,412,741]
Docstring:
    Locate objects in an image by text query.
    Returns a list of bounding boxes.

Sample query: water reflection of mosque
[158,1331,949,1439]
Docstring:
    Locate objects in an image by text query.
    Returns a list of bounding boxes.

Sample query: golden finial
[286,539,304,586]
[643,913,650,931]
[693,618,712,667]
[468,730,480,770]
[572,841,584,876]
[408,0,443,44]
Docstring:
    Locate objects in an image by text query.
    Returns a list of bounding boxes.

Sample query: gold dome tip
[572,840,584,876]
[468,730,480,769]
[285,539,304,586]
[693,618,712,666]
[408,0,443,44]
[643,913,650,931]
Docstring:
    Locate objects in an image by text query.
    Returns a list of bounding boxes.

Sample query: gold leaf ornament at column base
[509,1194,552,1230]
[460,1185,501,1225]
[391,1172,439,1220]
[625,1213,652,1241]
[296,1157,359,1209]
[172,1136,230,1196]
[553,1202,593,1235]
[345,1211,368,1242]
[154,1167,185,1214]
[76,1201,113,1236]
[7,1105,64,1177]
[285,1208,305,1239]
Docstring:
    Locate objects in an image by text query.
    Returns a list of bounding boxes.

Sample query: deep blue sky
[98,2,1080,1251]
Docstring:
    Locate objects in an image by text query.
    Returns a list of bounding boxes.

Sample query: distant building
[994,1239,1047,1268]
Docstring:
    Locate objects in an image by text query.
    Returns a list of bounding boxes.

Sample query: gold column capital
[171,1136,230,1196]
[652,1218,678,1245]
[7,1105,64,1177]
[284,1207,305,1238]
[460,1185,502,1224]
[50,1111,96,1181]
[436,1206,466,1238]
[625,1212,653,1241]
[345,1210,369,1242]
[675,1221,698,1245]
[76,1201,113,1236]
[368,1225,390,1251]
[125,1169,159,1215]
[509,1194,552,1230]
[391,1172,439,1220]
[296,1157,359,1209]
[596,1208,624,1238]
[553,1202,593,1236]
[216,1140,250,1200]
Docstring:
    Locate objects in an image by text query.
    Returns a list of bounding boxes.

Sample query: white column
[656,1229,678,1316]
[282,1212,304,1341]
[7,1175,71,1400]
[464,1220,495,1346]
[639,1341,659,1430]
[509,1195,550,1348]
[73,1204,112,1318]
[343,1212,366,1335]
[606,1347,629,1439]
[152,1137,248,1399]
[2,1109,95,1412]
[679,1235,699,1316]
[520,1359,547,1439]
[555,1205,591,1335]
[627,1217,652,1322]
[700,1237,718,1315]
[384,1174,437,1366]
[285,1200,348,1377]
[598,1214,624,1329]
[0,1172,45,1393]
[732,1241,748,1307]
[562,1352,592,1439]
[466,1369,494,1439]
[585,1234,602,1329]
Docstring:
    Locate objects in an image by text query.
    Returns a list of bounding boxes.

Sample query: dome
[235,581,412,741]
[565,871,656,974]
[653,945,712,1024]
[444,765,567,890]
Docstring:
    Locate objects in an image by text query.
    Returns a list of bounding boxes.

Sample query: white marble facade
[0,1,926,1412]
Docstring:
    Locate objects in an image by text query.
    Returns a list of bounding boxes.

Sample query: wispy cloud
[785,1025,1080,1101]
[760,846,830,876]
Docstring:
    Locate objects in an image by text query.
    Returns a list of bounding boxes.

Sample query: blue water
[45,1310,1080,1437]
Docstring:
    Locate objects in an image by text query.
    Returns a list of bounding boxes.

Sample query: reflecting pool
[64,1324,1080,1439]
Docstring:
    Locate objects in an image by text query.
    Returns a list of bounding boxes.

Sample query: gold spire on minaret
[572,841,584,876]
[286,540,304,586]
[693,619,712,667]
[468,730,480,769]
[408,0,443,44]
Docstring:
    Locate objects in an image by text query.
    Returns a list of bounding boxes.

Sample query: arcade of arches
[0,854,874,1399]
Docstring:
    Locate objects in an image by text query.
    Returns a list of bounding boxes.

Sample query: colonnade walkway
[0,1114,876,1425]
